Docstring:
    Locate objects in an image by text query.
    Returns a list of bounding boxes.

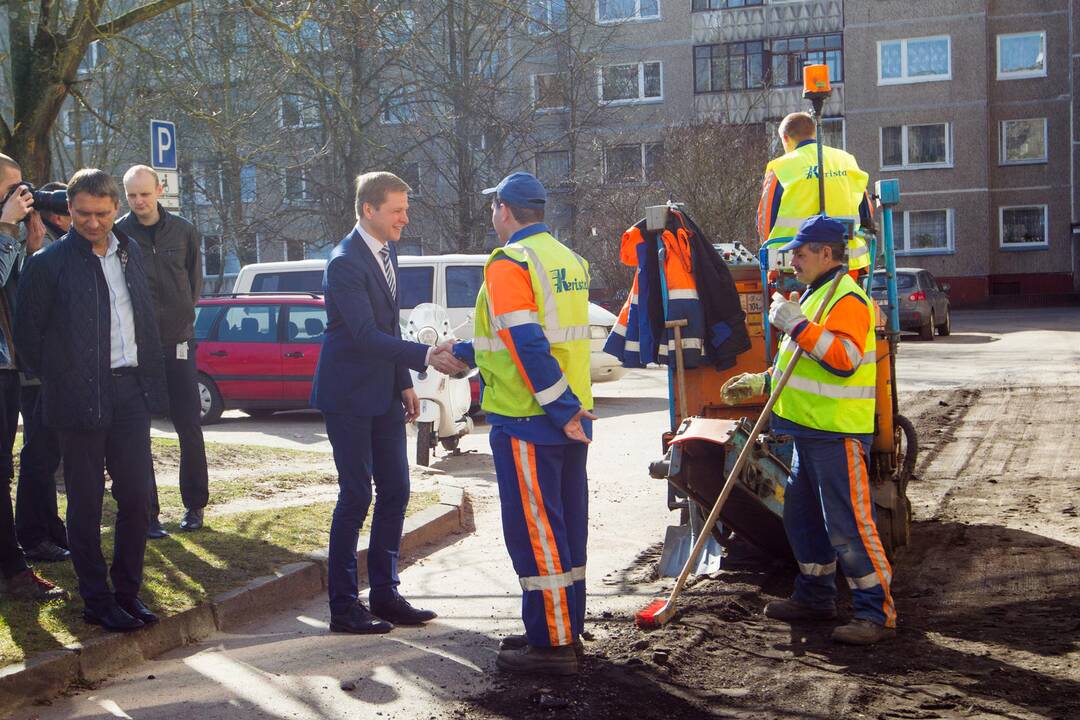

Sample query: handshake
[428,341,470,377]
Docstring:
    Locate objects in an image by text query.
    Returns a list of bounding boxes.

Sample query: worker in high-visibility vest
[757,112,876,273]
[451,172,594,675]
[722,215,896,646]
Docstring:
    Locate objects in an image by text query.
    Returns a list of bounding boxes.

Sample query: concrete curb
[0,485,469,716]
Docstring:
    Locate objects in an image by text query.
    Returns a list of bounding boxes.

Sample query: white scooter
[404,303,475,467]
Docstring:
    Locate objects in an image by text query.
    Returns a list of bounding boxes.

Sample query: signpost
[150,120,180,210]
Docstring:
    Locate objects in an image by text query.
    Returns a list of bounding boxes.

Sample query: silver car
[870,268,951,340]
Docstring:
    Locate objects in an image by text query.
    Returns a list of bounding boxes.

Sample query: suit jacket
[310,228,429,416]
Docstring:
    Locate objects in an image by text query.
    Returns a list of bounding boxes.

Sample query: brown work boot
[763,598,837,622]
[500,633,585,659]
[3,569,68,601]
[496,643,579,676]
[831,619,895,646]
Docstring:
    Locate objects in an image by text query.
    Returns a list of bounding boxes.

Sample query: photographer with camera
[14,181,70,564]
[0,152,66,600]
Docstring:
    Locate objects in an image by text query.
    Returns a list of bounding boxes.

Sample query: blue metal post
[882,207,901,334]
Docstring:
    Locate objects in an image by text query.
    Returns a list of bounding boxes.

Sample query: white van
[232,257,625,382]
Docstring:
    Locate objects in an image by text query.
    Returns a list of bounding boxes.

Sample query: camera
[1,181,68,221]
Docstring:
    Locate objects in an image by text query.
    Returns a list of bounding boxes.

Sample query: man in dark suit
[311,171,466,634]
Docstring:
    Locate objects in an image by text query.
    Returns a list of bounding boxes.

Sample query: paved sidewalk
[25,370,673,719]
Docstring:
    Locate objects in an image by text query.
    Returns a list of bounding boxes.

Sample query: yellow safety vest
[765,143,872,270]
[773,272,877,434]
[473,231,593,418]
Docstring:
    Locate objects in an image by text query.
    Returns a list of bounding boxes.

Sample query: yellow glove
[720,372,767,405]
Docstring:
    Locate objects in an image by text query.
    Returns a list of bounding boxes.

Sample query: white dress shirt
[355,222,395,292]
[99,233,139,368]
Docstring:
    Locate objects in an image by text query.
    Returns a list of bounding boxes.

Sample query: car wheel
[198,373,224,425]
[919,310,935,341]
[936,306,951,336]
[242,408,276,419]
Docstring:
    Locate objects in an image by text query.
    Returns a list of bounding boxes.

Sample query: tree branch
[94,0,193,37]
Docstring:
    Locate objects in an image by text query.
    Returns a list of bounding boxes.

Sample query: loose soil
[460,387,1080,719]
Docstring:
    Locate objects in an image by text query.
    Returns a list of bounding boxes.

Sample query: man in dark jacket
[16,169,168,631]
[117,165,207,536]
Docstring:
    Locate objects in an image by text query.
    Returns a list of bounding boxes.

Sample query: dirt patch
[458,388,1080,719]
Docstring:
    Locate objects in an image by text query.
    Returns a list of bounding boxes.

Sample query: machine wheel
[242,408,276,419]
[919,310,935,341]
[895,414,919,494]
[936,306,951,336]
[198,374,224,425]
[440,436,460,453]
[416,421,435,467]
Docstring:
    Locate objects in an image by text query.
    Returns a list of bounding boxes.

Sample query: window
[78,41,103,74]
[693,0,762,9]
[203,235,223,275]
[535,150,570,187]
[398,266,434,309]
[878,35,951,84]
[398,237,423,256]
[380,86,416,124]
[194,305,222,340]
[1000,205,1048,249]
[240,165,257,203]
[597,0,659,23]
[65,110,100,146]
[533,73,568,111]
[446,266,484,308]
[394,161,422,197]
[285,306,327,342]
[219,305,279,343]
[280,95,320,128]
[599,62,662,104]
[192,164,221,206]
[528,0,567,34]
[694,34,841,93]
[997,31,1046,80]
[604,142,663,183]
[283,168,314,202]
[1001,118,1047,165]
[881,123,951,169]
[379,9,415,46]
[284,238,305,262]
[251,271,324,292]
[820,118,845,150]
[894,209,954,255]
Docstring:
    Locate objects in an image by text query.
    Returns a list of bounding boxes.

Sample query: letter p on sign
[150,120,177,170]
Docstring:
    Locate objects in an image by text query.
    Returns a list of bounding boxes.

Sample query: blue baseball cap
[779,214,849,252]
[482,172,547,209]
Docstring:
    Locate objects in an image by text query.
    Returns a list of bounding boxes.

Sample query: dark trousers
[325,403,410,615]
[0,371,28,579]
[150,341,208,515]
[14,383,66,549]
[61,374,152,608]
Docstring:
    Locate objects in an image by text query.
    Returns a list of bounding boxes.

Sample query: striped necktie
[378,245,397,299]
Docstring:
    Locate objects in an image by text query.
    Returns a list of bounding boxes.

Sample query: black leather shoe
[329,603,394,634]
[371,595,437,626]
[179,508,204,531]
[147,517,169,539]
[116,596,159,625]
[83,603,145,632]
[24,540,71,563]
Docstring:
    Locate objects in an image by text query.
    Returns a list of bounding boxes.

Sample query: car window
[873,272,916,291]
[446,266,484,308]
[399,266,434,310]
[251,271,324,293]
[194,305,223,340]
[924,272,939,291]
[285,305,327,342]
[218,305,279,342]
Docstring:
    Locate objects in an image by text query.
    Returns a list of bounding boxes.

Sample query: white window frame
[597,61,663,106]
[877,35,952,85]
[534,149,571,187]
[240,165,258,203]
[999,204,1049,250]
[895,208,955,256]
[819,117,846,151]
[280,95,320,129]
[527,0,567,35]
[380,87,416,125]
[78,41,101,75]
[603,142,661,184]
[1000,117,1048,165]
[879,122,952,170]
[532,73,568,112]
[64,109,101,147]
[597,0,660,24]
[997,31,1047,80]
[282,167,314,204]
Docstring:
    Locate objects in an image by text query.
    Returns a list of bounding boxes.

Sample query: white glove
[768,292,807,335]
[720,372,767,405]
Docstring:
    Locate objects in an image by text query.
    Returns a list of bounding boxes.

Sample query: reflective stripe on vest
[473,232,593,418]
[773,273,877,434]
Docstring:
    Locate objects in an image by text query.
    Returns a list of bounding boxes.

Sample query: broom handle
[665,270,845,603]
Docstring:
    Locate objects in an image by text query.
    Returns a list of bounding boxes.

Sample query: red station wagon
[193,293,327,424]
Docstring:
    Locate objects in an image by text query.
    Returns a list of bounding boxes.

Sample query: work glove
[768,292,807,336]
[720,372,767,405]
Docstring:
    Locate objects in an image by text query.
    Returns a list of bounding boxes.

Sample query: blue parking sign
[150,120,177,170]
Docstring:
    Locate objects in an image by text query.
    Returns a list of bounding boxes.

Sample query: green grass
[0,488,438,668]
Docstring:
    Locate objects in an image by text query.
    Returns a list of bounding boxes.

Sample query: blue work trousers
[490,425,588,648]
[784,436,897,628]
